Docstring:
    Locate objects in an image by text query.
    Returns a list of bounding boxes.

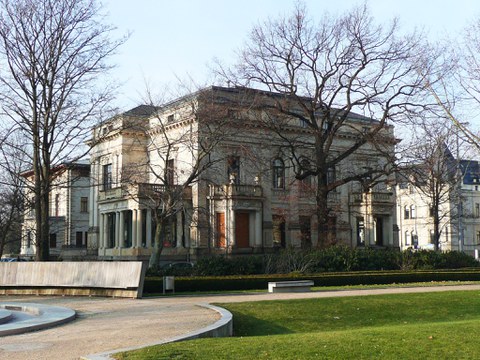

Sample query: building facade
[397,157,480,256]
[21,162,91,259]
[87,86,399,262]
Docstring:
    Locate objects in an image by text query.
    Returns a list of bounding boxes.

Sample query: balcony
[137,183,192,199]
[99,184,192,202]
[350,192,395,205]
[211,184,263,198]
[98,186,124,202]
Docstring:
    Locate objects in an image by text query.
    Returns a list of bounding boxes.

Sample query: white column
[255,211,262,246]
[115,211,120,248]
[119,211,125,248]
[136,209,143,248]
[146,210,152,248]
[132,209,138,248]
[103,213,109,248]
[229,207,236,248]
[99,213,104,249]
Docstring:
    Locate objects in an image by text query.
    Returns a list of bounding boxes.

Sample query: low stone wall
[0,261,147,298]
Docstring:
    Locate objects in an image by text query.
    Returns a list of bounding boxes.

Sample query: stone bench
[268,280,314,293]
[0,261,147,298]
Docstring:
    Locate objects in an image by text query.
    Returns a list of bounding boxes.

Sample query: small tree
[0,0,126,260]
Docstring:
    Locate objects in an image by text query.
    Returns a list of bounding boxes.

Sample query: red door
[216,213,226,247]
[235,212,250,248]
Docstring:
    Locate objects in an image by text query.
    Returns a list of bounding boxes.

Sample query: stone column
[99,213,104,249]
[119,210,125,248]
[103,213,109,248]
[115,211,120,248]
[132,209,138,248]
[229,206,236,248]
[146,210,152,248]
[136,209,143,248]
[255,211,262,246]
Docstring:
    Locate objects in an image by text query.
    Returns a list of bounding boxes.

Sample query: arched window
[272,158,285,189]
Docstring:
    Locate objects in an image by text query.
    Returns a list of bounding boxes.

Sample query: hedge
[143,269,480,293]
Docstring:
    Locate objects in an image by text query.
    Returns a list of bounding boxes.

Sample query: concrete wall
[0,261,146,298]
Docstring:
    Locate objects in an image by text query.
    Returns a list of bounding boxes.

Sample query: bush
[142,269,480,293]
[194,255,265,276]
[146,247,479,278]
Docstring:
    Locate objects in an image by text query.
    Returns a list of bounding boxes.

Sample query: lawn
[115,290,480,359]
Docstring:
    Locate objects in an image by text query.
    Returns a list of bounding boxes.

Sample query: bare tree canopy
[216,4,435,248]
[399,122,467,251]
[0,0,126,260]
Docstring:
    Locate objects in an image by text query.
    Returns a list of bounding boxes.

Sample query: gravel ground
[1,284,480,360]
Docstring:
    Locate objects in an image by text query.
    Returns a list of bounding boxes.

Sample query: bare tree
[399,122,466,251]
[0,0,126,260]
[217,4,434,248]
[121,88,234,267]
[0,134,26,258]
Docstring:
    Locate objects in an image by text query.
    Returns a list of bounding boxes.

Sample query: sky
[103,0,480,111]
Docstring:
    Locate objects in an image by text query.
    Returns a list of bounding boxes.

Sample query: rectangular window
[103,164,112,190]
[327,167,336,185]
[476,203,480,218]
[477,231,480,245]
[167,114,174,122]
[272,159,285,189]
[27,231,32,248]
[55,194,60,217]
[404,206,410,220]
[299,216,311,249]
[227,156,240,184]
[357,217,365,246]
[429,206,434,217]
[272,215,286,247]
[166,159,175,185]
[49,233,57,248]
[80,197,88,213]
[76,231,83,247]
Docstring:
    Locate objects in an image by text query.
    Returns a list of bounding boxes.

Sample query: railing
[99,184,192,201]
[212,184,263,198]
[137,183,192,199]
[351,192,394,204]
[98,187,123,201]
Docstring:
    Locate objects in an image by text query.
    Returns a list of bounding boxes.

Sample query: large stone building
[86,86,399,262]
[396,148,480,256]
[21,162,91,259]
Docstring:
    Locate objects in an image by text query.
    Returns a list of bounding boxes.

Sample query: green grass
[115,290,480,359]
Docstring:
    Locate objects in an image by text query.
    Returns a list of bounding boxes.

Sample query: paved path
[2,284,480,360]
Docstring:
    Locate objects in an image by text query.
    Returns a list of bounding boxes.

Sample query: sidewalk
[1,284,480,360]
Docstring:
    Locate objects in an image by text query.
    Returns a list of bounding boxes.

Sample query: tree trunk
[316,181,330,249]
[433,202,441,252]
[149,217,165,268]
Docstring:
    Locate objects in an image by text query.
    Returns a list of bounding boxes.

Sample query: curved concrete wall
[0,261,146,298]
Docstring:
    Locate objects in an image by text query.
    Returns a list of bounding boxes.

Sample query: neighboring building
[87,86,398,262]
[396,151,480,256]
[21,162,91,259]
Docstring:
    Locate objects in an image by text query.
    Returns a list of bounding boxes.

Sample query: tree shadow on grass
[232,312,293,337]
